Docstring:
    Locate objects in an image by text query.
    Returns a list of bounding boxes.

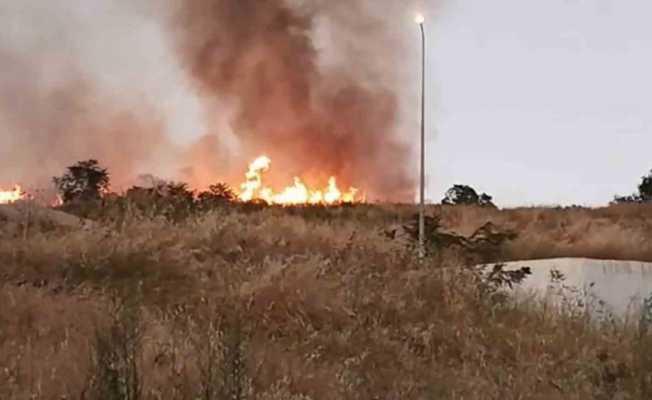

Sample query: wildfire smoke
[168,0,418,201]
[1,0,421,203]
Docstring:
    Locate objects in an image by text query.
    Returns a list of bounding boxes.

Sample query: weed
[84,295,144,400]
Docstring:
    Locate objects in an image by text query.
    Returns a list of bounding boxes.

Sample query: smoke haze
[0,0,193,189]
[168,0,417,200]
[0,0,421,201]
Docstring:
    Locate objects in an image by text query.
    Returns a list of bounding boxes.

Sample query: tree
[159,182,195,203]
[639,170,652,201]
[197,183,235,209]
[53,159,110,204]
[122,180,197,221]
[613,169,652,204]
[442,184,495,207]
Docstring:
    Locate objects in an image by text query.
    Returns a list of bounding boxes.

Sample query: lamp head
[415,13,425,25]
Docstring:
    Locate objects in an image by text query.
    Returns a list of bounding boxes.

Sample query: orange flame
[51,194,64,207]
[238,156,360,206]
[0,185,25,204]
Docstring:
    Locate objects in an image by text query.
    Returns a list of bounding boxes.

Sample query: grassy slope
[1,203,652,399]
[434,203,652,263]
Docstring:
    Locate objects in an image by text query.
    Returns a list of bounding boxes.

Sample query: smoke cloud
[168,0,418,201]
[0,0,189,190]
[1,0,421,201]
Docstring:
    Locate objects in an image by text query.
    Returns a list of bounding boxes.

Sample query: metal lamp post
[416,13,426,258]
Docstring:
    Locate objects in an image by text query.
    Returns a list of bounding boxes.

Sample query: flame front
[0,185,25,204]
[239,155,272,202]
[238,156,360,206]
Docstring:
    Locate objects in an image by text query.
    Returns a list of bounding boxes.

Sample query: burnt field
[2,201,652,399]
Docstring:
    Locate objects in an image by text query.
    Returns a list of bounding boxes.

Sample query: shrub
[442,184,495,207]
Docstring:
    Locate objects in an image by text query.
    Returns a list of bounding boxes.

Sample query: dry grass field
[436,203,652,263]
[1,201,652,399]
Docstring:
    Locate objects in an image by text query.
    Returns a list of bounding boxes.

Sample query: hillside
[1,203,652,399]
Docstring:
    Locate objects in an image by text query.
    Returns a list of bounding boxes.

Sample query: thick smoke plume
[1,0,420,201]
[169,0,417,201]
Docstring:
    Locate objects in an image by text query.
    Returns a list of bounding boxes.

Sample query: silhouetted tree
[122,181,197,221]
[442,184,495,207]
[53,159,110,204]
[160,182,195,203]
[613,169,652,204]
[639,170,652,201]
[197,183,235,209]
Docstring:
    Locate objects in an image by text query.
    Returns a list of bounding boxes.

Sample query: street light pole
[416,14,426,259]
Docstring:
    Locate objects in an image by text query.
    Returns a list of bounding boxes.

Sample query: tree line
[51,159,652,208]
[52,159,235,205]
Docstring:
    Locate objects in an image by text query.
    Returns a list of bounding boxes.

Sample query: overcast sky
[426,0,652,207]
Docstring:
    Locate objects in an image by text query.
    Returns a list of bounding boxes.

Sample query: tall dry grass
[1,203,652,399]
[409,203,652,262]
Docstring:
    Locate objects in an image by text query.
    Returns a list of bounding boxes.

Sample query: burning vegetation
[4,155,362,209]
[0,185,25,204]
[238,156,361,206]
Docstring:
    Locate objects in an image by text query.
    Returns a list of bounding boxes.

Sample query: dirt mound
[0,202,91,235]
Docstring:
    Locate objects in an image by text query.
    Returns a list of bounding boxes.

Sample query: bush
[197,183,236,211]
[85,297,143,400]
[442,184,495,207]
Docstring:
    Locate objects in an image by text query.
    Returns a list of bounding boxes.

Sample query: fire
[51,194,64,207]
[238,156,361,206]
[0,185,25,204]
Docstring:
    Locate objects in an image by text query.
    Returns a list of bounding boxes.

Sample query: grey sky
[426,0,652,206]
